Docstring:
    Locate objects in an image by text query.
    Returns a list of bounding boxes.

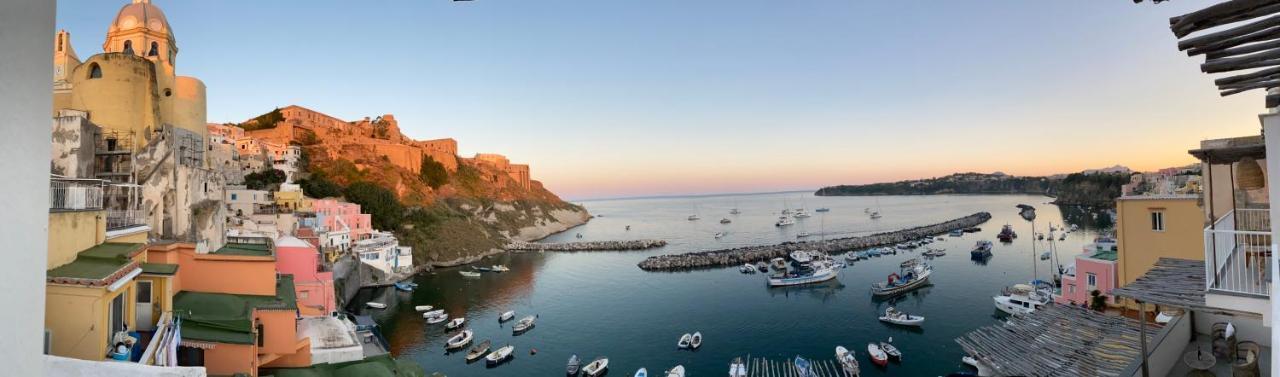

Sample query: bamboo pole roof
[1111,257,1264,317]
[955,304,1158,377]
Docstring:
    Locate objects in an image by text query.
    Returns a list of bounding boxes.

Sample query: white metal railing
[1204,209,1271,297]
[49,178,104,210]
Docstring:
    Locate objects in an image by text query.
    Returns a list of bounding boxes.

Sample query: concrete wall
[1127,313,1191,377]
[45,282,136,360]
[47,210,107,269]
[172,252,276,296]
[1,1,54,372]
[1116,197,1205,286]
[202,342,255,376]
[51,113,100,178]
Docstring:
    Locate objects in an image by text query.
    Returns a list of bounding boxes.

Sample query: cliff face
[238,106,588,266]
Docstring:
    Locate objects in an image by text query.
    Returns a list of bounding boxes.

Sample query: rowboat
[421,309,444,318]
[460,271,481,278]
[878,306,925,327]
[491,265,510,272]
[836,346,860,376]
[394,282,415,292]
[445,317,466,330]
[567,354,581,375]
[867,343,888,367]
[365,302,386,309]
[879,342,902,361]
[689,332,702,349]
[444,330,473,350]
[414,305,433,312]
[582,357,609,377]
[499,310,515,322]
[634,367,648,377]
[465,339,490,363]
[485,345,514,366]
[729,357,747,377]
[513,315,536,334]
[426,313,449,324]
[664,365,685,377]
[677,333,692,349]
[793,355,815,377]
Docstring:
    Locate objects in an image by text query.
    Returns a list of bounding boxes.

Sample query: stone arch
[88,63,102,79]
[122,40,134,55]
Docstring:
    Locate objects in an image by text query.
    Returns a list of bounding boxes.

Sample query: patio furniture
[1184,349,1217,376]
[1213,322,1238,360]
[1233,341,1261,377]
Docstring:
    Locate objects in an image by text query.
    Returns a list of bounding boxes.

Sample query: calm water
[362,193,1106,376]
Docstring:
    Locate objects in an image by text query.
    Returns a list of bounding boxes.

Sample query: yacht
[993,283,1051,315]
[835,346,860,376]
[775,216,796,227]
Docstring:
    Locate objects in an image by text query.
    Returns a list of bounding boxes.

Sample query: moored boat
[729,357,747,377]
[446,317,466,330]
[513,315,536,334]
[582,357,609,377]
[771,257,788,271]
[769,258,839,287]
[739,263,756,274]
[836,346,860,376]
[949,229,964,237]
[720,218,732,224]
[485,344,514,366]
[794,355,816,377]
[997,224,1016,242]
[414,305,433,312]
[756,261,770,271]
[879,341,902,361]
[878,306,925,327]
[422,309,444,318]
[465,339,491,363]
[365,302,386,309]
[499,310,515,322]
[426,313,449,324]
[775,216,795,227]
[491,265,510,272]
[394,282,415,292]
[689,332,702,349]
[867,343,888,367]
[677,333,692,349]
[566,354,580,375]
[993,284,1050,315]
[665,365,685,377]
[634,367,648,377]
[870,264,932,297]
[460,270,481,278]
[815,207,830,212]
[969,240,993,259]
[715,231,726,239]
[445,330,473,350]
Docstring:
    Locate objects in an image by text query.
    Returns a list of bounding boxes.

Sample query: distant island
[815,171,1134,208]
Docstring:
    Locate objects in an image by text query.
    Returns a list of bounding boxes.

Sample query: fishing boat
[867,343,889,367]
[689,332,702,349]
[899,258,920,268]
[366,302,386,309]
[426,313,449,324]
[836,346,861,376]
[870,264,932,297]
[485,345,514,367]
[491,265,510,272]
[969,240,993,259]
[567,354,581,376]
[815,207,830,212]
[878,306,925,327]
[394,282,416,292]
[665,365,685,377]
[739,263,757,274]
[879,341,902,361]
[460,271,481,278]
[720,218,732,224]
[512,315,536,334]
[466,340,491,362]
[729,357,747,377]
[422,309,444,318]
[634,367,648,377]
[414,305,433,312]
[949,229,964,237]
[499,310,515,322]
[677,333,692,349]
[993,284,1050,315]
[775,216,795,227]
[793,356,816,377]
[769,258,839,287]
[446,317,466,330]
[997,224,1016,242]
[582,357,609,377]
[445,330,473,350]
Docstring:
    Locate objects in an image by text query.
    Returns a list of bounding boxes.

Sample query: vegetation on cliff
[233,108,284,131]
[816,172,1129,207]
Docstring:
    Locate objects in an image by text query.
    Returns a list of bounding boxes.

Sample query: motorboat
[867,343,889,367]
[794,356,815,377]
[567,354,581,376]
[665,365,685,377]
[756,261,770,271]
[583,357,609,377]
[499,310,515,322]
[739,263,757,274]
[715,232,727,239]
[729,357,747,377]
[730,208,741,215]
[870,211,882,219]
[365,302,386,309]
[878,306,925,327]
[446,317,466,330]
[720,218,732,224]
[485,344,514,366]
[422,309,445,318]
[513,315,536,334]
[790,250,814,264]
[796,232,811,238]
[677,333,692,349]
[445,330,473,350]
[845,252,863,262]
[815,207,830,212]
[775,216,796,227]
[879,342,902,361]
[465,339,491,362]
[1040,251,1052,260]
[997,224,1016,242]
[491,265,510,272]
[771,258,788,271]
[395,282,416,292]
[836,346,861,376]
[993,284,1050,315]
[688,214,700,221]
[970,241,993,259]
[460,271,481,278]
[769,259,839,287]
[793,209,812,218]
[634,367,648,377]
[949,229,964,237]
[962,356,995,377]
[414,305,433,312]
[689,332,702,349]
[426,313,449,324]
[870,264,932,297]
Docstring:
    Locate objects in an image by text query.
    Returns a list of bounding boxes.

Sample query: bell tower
[103,0,177,77]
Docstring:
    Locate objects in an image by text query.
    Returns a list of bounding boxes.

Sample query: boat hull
[870,272,931,297]
[768,269,838,287]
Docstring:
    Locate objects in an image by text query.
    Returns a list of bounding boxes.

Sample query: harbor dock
[506,239,668,252]
[744,356,857,377]
[637,212,991,271]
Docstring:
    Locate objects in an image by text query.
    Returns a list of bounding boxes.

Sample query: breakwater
[637,212,991,271]
[506,239,667,252]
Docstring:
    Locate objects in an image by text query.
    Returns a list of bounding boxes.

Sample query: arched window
[148,42,159,57]
[122,40,134,55]
[88,63,102,79]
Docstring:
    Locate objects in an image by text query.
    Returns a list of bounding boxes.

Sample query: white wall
[0,0,54,374]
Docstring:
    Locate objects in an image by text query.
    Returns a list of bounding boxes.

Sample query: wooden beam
[1186,26,1280,57]
[1170,0,1280,38]
[1179,13,1280,52]
[1206,38,1280,59]
[1214,65,1280,86]
[1202,55,1280,73]
[1219,79,1280,96]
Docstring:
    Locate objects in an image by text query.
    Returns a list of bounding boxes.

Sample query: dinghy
[739,263,756,274]
[879,342,902,361]
[634,367,648,377]
[460,270,481,278]
[444,330,473,350]
[836,346,861,376]
[499,310,515,322]
[729,357,747,377]
[485,344,514,367]
[414,305,433,312]
[664,365,685,377]
[425,313,448,324]
[512,315,536,334]
[491,265,510,272]
[566,354,581,376]
[867,343,888,367]
[582,357,609,377]
[793,356,815,377]
[756,261,770,271]
[421,309,444,318]
[878,306,925,327]
[677,333,692,349]
[465,339,491,363]
[689,332,702,349]
[365,302,386,309]
[446,317,466,330]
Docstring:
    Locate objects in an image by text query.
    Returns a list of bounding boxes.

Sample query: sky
[57,1,1265,200]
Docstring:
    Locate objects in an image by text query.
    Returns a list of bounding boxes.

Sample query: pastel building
[311,198,372,240]
[225,185,271,216]
[1055,239,1119,306]
[274,236,336,316]
[351,231,413,276]
[1114,194,1206,311]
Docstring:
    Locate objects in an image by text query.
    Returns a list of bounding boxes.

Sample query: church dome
[109,0,171,34]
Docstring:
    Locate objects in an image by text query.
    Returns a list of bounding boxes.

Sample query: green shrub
[344,181,404,230]
[419,155,449,189]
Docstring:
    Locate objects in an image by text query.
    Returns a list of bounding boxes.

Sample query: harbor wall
[637,212,992,271]
[506,239,667,252]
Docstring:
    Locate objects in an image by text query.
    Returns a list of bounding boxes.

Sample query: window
[299,291,309,300]
[122,40,134,55]
[1150,211,1165,231]
[230,193,238,201]
[110,293,126,336]
[88,63,102,79]
[1068,285,1075,294]
[148,42,159,57]
[1087,272,1097,288]
[136,281,152,304]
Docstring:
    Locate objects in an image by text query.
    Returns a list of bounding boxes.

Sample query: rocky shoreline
[637,212,992,271]
[506,239,667,252]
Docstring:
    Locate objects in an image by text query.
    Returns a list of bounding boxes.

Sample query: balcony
[104,183,144,230]
[1204,208,1271,297]
[49,178,104,211]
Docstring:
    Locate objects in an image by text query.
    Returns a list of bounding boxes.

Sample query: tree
[299,173,342,198]
[343,181,403,230]
[1089,290,1106,312]
[244,168,286,190]
[419,155,449,189]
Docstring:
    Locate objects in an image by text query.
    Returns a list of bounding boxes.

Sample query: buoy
[530,348,538,355]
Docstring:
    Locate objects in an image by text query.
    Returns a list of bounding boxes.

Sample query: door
[135,280,154,331]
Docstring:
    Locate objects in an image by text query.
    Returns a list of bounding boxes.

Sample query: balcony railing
[49,178,104,211]
[104,183,145,230]
[1204,208,1271,297]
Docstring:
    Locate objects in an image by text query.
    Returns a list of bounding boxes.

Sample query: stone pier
[505,239,667,252]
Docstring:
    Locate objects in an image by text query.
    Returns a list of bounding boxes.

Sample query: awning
[956,305,1160,377]
[1111,257,1262,318]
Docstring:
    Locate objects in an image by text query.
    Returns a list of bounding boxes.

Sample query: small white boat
[583,357,609,377]
[446,317,466,330]
[485,344,514,366]
[426,313,449,324]
[740,263,757,274]
[796,232,811,238]
[715,231,726,239]
[867,343,888,367]
[513,315,536,334]
[414,305,433,312]
[729,357,747,377]
[776,216,796,227]
[491,265,510,272]
[665,365,685,377]
[499,310,515,322]
[677,333,692,349]
[689,332,702,349]
[634,367,648,377]
[365,302,386,309]
[460,271,481,278]
[993,284,1050,315]
[688,215,700,221]
[567,354,581,375]
[445,330,473,350]
[878,306,925,327]
[835,346,860,376]
[422,309,445,318]
[879,341,902,361]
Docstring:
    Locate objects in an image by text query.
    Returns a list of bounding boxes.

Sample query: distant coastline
[815,172,1128,208]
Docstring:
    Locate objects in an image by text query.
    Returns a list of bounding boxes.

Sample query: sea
[356,192,1109,376]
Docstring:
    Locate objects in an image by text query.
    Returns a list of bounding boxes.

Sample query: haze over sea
[359,192,1106,376]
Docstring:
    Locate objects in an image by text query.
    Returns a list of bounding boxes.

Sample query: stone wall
[50,111,98,178]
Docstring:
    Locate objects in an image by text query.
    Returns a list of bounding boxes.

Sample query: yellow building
[274,189,310,212]
[1115,195,1206,288]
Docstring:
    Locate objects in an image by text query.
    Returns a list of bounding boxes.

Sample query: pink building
[311,198,373,240]
[275,236,336,316]
[1056,240,1119,306]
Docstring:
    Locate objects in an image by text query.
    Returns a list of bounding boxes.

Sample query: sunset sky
[58,1,1265,200]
